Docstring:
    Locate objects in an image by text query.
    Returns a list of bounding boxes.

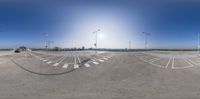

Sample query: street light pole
[93,29,101,54]
[198,33,200,54]
[142,32,150,50]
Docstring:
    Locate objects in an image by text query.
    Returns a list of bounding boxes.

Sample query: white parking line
[28,52,43,60]
[43,60,47,62]
[53,56,67,67]
[76,55,81,63]
[148,58,160,63]
[103,58,108,60]
[171,57,175,69]
[84,63,90,67]
[53,63,59,66]
[57,56,66,64]
[165,57,172,68]
[46,61,52,64]
[184,58,194,67]
[74,64,79,69]
[92,61,99,65]
[98,59,105,62]
[62,64,68,69]
[93,57,105,62]
[187,58,198,65]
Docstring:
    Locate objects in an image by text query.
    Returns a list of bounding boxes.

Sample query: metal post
[142,32,150,50]
[198,33,200,54]
[93,29,100,54]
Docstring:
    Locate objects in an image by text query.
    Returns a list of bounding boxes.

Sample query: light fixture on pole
[198,33,200,54]
[93,29,101,54]
[142,32,150,50]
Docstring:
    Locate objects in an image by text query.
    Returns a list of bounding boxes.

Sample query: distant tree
[82,46,85,50]
[53,47,62,51]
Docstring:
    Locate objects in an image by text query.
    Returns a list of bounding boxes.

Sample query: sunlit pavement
[1,51,200,98]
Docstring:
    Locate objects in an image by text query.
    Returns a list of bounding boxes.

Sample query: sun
[99,33,104,39]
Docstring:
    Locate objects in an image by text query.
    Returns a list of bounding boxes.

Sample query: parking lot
[134,51,199,69]
[1,51,200,98]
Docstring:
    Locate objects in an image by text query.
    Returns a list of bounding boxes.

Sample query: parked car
[14,49,20,53]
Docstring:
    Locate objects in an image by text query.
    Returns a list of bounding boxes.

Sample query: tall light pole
[142,32,150,50]
[44,33,53,50]
[44,33,48,49]
[198,33,200,54]
[129,40,131,50]
[93,29,101,53]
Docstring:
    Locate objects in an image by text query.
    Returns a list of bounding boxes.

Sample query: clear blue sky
[0,0,199,49]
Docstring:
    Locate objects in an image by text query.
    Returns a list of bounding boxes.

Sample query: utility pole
[142,32,150,50]
[44,33,53,50]
[47,40,53,49]
[93,29,101,54]
[198,33,200,54]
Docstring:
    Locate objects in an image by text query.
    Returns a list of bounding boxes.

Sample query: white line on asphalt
[76,55,81,63]
[84,63,90,67]
[148,58,160,63]
[148,62,166,68]
[184,58,194,67]
[55,55,66,63]
[93,57,105,62]
[103,58,108,60]
[53,63,59,66]
[74,64,79,69]
[171,58,194,69]
[92,61,99,65]
[171,57,175,69]
[46,61,52,64]
[187,58,198,65]
[28,52,43,60]
[165,57,172,68]
[62,64,68,69]
[43,60,47,62]
[57,56,66,64]
[98,59,105,62]
[172,66,193,69]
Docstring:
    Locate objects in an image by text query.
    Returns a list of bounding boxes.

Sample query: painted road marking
[84,63,90,67]
[55,55,65,62]
[28,52,42,60]
[148,58,160,63]
[98,59,105,62]
[53,63,59,66]
[188,57,200,65]
[184,58,194,67]
[62,64,68,69]
[149,62,166,68]
[165,57,172,68]
[93,57,105,62]
[188,58,200,65]
[92,61,99,65]
[43,60,47,62]
[47,61,52,64]
[74,64,79,69]
[76,55,81,63]
[103,58,108,60]
[172,59,194,69]
[171,57,175,69]
[57,56,66,64]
